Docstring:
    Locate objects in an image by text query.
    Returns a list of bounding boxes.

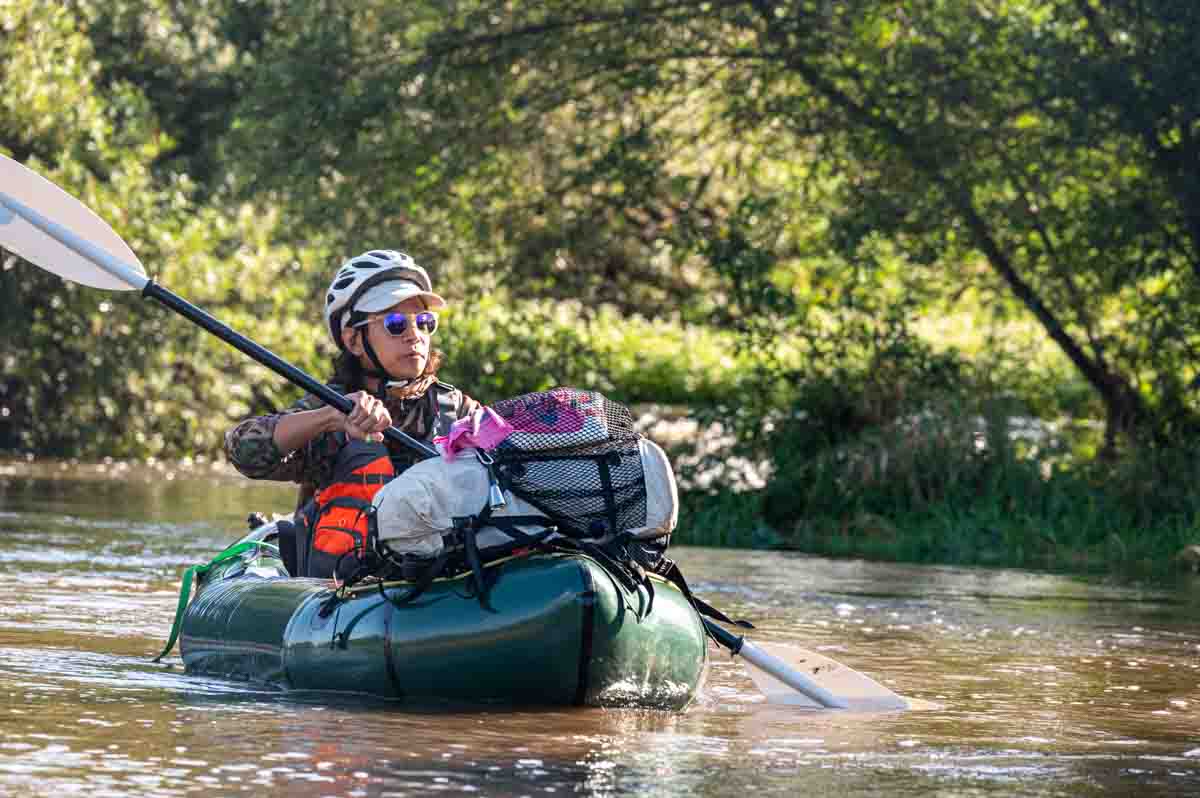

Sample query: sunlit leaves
[0,0,325,457]
[5,0,1200,463]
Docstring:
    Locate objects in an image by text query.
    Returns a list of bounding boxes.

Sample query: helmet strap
[344,300,424,398]
[360,334,398,396]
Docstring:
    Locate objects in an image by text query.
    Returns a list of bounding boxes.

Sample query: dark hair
[330,349,367,392]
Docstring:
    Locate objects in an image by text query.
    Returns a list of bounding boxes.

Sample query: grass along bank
[669,404,1200,579]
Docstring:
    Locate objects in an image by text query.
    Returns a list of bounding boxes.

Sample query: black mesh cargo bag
[490,388,647,540]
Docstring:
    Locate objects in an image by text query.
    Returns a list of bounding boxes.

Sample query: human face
[346,296,432,380]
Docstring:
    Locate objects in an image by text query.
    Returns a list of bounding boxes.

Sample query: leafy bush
[437,296,756,407]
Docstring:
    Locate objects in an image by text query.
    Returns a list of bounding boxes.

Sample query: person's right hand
[340,391,392,442]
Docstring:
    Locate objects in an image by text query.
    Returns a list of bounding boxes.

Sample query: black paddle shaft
[142,281,438,459]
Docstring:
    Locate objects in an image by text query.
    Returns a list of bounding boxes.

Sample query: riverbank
[677,487,1200,581]
[5,422,1199,582]
[658,405,1200,581]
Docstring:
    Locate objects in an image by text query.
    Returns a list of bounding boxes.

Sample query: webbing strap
[351,473,391,485]
[655,558,754,631]
[375,548,453,609]
[432,383,461,437]
[151,540,280,663]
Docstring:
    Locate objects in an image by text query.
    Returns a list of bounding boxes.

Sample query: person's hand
[339,391,392,442]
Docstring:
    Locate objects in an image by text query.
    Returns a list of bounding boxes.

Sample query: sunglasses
[354,310,439,336]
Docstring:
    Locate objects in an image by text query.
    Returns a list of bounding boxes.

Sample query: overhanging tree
[226,0,1200,449]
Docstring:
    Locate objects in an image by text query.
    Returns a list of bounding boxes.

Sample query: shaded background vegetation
[3,0,1200,572]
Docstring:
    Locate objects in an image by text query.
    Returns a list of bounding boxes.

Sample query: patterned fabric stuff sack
[372,388,678,557]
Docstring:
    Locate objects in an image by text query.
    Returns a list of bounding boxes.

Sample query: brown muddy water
[0,460,1198,797]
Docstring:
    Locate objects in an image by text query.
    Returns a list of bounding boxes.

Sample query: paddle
[702,618,909,710]
[0,154,436,459]
[0,153,907,711]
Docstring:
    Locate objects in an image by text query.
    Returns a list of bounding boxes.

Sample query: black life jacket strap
[319,496,375,512]
[323,504,380,591]
[336,473,391,485]
[324,439,394,482]
[431,384,461,438]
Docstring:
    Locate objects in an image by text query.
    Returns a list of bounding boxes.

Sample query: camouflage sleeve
[222,392,340,483]
[223,412,290,480]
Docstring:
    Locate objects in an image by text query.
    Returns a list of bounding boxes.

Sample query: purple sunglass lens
[382,311,438,335]
[382,313,409,335]
[416,311,438,333]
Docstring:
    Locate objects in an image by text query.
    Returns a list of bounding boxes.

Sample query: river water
[0,460,1198,797]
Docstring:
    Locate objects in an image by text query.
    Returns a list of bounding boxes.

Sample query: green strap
[152,540,279,663]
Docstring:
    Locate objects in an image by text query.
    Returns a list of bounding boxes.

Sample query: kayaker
[223,249,479,577]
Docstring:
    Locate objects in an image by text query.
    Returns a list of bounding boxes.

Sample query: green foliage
[0,0,327,456]
[675,489,764,549]
[223,0,1200,446]
[692,398,1198,575]
[438,296,752,406]
[4,0,1200,579]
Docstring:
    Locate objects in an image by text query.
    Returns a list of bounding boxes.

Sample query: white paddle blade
[0,154,147,291]
[744,642,910,712]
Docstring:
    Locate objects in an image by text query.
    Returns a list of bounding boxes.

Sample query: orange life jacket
[310,440,395,567]
[297,383,464,578]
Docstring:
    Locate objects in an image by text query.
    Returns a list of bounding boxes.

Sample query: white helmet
[323,250,443,349]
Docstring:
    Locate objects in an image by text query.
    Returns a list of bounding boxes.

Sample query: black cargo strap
[376,547,454,609]
[319,507,561,616]
[453,517,556,544]
[452,505,558,611]
[457,498,557,546]
[317,504,380,616]
[372,523,554,611]
[463,519,490,610]
[576,540,642,594]
[654,557,755,632]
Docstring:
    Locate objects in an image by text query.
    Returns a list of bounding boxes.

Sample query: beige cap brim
[354,280,447,314]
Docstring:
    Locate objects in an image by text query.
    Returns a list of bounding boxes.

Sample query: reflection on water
[1,461,1198,796]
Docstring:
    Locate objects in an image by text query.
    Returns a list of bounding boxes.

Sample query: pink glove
[433,406,515,461]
